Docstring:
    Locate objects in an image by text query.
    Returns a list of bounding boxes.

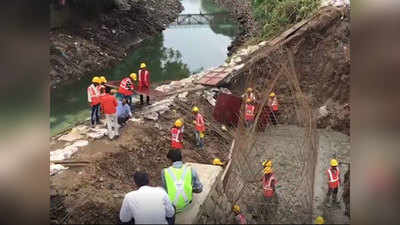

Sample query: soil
[227,6,351,135]
[49,0,183,87]
[49,92,233,224]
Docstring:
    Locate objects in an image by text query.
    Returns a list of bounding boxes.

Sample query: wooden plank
[269,17,314,46]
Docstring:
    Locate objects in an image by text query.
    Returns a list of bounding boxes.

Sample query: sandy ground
[313,129,350,224]
[231,125,350,224]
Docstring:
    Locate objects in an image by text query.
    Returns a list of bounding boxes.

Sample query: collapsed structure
[50,5,350,224]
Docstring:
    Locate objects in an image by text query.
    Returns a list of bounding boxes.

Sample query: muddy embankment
[216,0,350,135]
[213,0,259,56]
[49,0,182,87]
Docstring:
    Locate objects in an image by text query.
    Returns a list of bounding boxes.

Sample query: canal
[50,0,239,135]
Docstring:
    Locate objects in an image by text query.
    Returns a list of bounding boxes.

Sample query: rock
[50,163,68,176]
[232,56,242,64]
[50,146,79,161]
[219,87,232,94]
[178,91,189,101]
[203,90,216,107]
[221,125,228,132]
[87,132,105,139]
[72,140,89,148]
[318,105,330,118]
[58,127,83,142]
[144,112,159,121]
[154,123,162,130]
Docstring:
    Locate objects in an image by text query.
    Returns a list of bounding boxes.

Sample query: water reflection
[50,0,238,135]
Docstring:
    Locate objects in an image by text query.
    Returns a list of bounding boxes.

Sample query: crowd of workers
[87,66,343,224]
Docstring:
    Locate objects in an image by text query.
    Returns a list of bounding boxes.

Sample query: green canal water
[50,0,239,136]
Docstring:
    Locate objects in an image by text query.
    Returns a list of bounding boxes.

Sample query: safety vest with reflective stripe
[245,104,255,121]
[87,84,100,106]
[263,173,276,198]
[164,166,193,212]
[171,127,183,149]
[195,113,205,132]
[118,77,134,96]
[235,214,247,224]
[271,97,278,111]
[138,69,150,88]
[327,167,340,189]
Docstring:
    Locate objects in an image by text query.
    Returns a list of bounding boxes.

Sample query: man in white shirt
[119,171,175,224]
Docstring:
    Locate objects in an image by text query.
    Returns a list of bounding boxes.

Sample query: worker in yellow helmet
[171,119,184,149]
[98,76,108,98]
[267,92,279,125]
[262,160,276,199]
[118,73,137,109]
[212,158,224,166]
[326,159,340,204]
[242,87,256,103]
[244,98,256,128]
[232,205,247,224]
[87,76,102,127]
[192,106,205,149]
[314,216,325,224]
[138,62,151,105]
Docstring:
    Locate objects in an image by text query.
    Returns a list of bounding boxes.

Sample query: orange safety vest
[171,127,183,149]
[235,214,247,224]
[245,104,255,121]
[138,69,150,88]
[263,173,276,198]
[118,77,134,96]
[327,167,340,189]
[87,84,100,106]
[195,113,205,132]
[271,96,278,111]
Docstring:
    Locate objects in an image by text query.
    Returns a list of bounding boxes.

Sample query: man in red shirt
[138,62,151,105]
[192,106,205,149]
[100,87,119,140]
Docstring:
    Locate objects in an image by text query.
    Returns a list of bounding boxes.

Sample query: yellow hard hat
[330,159,338,167]
[213,158,224,166]
[247,88,253,92]
[264,167,273,174]
[269,92,276,97]
[92,76,101,83]
[140,63,146,68]
[174,119,183,128]
[130,73,137,81]
[233,205,240,213]
[192,106,199,113]
[100,76,107,83]
[315,216,325,224]
[262,160,272,167]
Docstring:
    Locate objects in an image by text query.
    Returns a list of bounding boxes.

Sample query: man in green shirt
[161,149,203,213]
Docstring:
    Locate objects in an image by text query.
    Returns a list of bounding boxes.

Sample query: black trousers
[327,187,338,201]
[140,95,150,104]
[118,116,130,125]
[269,110,279,125]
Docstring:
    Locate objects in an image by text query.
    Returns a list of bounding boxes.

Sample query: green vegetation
[252,0,320,38]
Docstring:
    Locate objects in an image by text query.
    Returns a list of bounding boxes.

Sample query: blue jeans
[195,131,204,148]
[90,104,100,126]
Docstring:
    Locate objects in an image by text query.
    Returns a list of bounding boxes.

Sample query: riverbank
[50,0,183,87]
[50,3,350,224]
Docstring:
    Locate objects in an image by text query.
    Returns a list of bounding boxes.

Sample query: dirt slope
[50,0,182,86]
[227,6,350,135]
[49,92,233,224]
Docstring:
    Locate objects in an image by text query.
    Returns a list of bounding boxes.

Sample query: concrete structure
[175,163,223,224]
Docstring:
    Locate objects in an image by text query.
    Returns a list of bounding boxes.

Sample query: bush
[252,0,320,38]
